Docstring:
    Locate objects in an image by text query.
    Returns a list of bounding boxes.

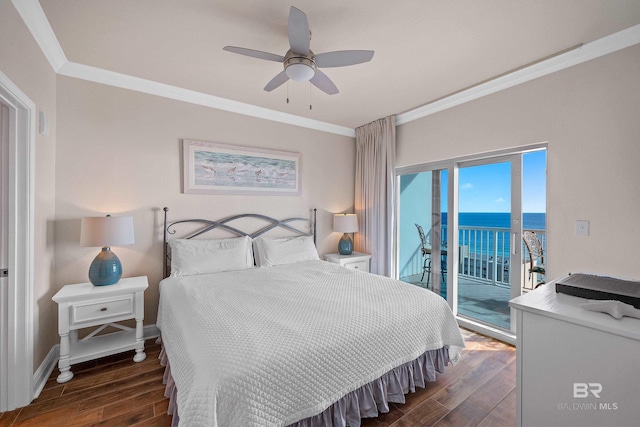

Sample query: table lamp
[81,215,135,286]
[333,213,358,255]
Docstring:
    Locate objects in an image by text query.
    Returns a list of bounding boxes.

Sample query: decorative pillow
[253,235,319,267]
[169,236,253,277]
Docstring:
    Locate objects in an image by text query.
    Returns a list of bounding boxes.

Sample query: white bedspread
[157,260,464,427]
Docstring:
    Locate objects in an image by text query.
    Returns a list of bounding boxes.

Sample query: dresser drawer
[71,296,134,326]
[344,260,369,271]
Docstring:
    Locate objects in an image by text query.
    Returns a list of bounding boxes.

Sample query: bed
[157,208,465,427]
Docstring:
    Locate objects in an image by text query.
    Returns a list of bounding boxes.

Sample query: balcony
[399,226,546,330]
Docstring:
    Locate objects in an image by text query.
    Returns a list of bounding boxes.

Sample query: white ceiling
[33,0,640,131]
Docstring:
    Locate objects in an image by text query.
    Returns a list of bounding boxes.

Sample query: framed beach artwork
[183,139,302,196]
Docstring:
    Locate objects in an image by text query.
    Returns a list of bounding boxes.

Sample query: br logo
[573,383,603,398]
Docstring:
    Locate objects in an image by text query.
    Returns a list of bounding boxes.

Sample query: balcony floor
[401,274,512,330]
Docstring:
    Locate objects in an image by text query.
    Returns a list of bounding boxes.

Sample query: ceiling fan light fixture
[286,62,315,82]
[284,51,316,82]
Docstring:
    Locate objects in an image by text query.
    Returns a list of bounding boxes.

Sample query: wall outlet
[576,220,590,236]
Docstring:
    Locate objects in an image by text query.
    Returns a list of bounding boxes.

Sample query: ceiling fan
[223,6,374,95]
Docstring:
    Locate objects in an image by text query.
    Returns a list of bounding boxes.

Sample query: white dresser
[510,280,640,426]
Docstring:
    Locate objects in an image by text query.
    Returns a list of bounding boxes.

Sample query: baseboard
[32,345,59,399]
[32,324,161,400]
[143,324,161,340]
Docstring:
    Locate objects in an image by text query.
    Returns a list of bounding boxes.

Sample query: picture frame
[183,139,302,196]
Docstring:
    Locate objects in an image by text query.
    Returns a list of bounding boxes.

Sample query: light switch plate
[576,220,590,236]
[39,111,49,136]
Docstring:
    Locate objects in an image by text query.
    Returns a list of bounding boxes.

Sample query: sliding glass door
[397,147,546,341]
[455,155,521,333]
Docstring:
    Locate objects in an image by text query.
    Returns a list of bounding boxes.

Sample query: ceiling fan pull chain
[286,81,290,104]
[309,82,312,110]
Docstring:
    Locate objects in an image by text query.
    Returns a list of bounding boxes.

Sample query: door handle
[512,233,517,255]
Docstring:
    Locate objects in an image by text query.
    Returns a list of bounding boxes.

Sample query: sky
[441,150,546,213]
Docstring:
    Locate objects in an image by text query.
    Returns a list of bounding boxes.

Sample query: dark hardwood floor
[0,329,515,426]
[361,328,516,427]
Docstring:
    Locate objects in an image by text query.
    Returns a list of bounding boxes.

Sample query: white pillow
[169,236,253,277]
[253,235,319,267]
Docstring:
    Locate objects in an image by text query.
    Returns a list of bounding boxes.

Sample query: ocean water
[442,212,546,230]
[440,212,546,256]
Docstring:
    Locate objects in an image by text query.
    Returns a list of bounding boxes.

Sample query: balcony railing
[400,226,546,288]
[457,226,511,286]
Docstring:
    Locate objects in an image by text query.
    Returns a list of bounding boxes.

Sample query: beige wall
[397,45,640,281]
[1,0,354,376]
[0,1,58,372]
[4,0,639,381]
[54,76,356,326]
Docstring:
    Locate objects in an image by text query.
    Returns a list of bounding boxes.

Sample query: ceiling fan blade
[310,69,339,95]
[315,50,375,68]
[264,70,290,92]
[223,46,285,63]
[288,7,310,55]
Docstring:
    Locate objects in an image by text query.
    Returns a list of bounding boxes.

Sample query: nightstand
[52,276,148,383]
[324,252,372,272]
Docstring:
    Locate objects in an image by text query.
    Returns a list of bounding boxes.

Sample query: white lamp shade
[80,216,135,247]
[333,214,359,233]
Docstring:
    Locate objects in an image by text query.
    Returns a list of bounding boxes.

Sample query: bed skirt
[158,338,450,427]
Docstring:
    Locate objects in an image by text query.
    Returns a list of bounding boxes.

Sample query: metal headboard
[162,207,317,278]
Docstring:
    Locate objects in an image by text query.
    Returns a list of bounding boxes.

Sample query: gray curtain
[354,116,396,276]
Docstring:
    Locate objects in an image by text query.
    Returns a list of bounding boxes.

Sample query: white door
[0,73,35,411]
[0,101,9,411]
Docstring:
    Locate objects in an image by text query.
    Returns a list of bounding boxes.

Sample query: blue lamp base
[338,233,354,255]
[88,247,122,286]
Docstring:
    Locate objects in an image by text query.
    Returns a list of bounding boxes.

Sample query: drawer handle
[100,307,108,312]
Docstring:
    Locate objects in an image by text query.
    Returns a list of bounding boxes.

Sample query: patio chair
[415,223,446,288]
[415,224,432,287]
[523,231,545,287]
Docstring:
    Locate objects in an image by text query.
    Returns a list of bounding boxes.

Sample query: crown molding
[396,23,640,126]
[12,0,355,137]
[11,0,67,72]
[12,1,640,136]
[58,61,355,137]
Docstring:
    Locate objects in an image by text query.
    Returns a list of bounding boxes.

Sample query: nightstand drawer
[344,260,368,271]
[71,296,134,325]
[324,252,371,273]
